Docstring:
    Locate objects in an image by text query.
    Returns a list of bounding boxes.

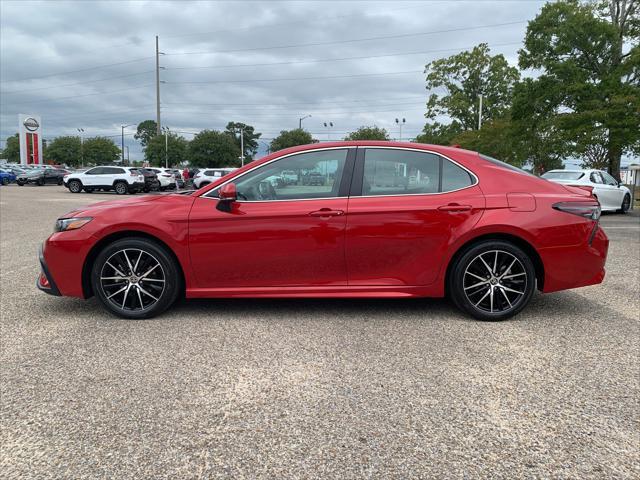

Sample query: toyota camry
[37,142,608,321]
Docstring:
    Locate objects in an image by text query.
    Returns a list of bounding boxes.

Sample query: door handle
[308,208,344,217]
[438,204,472,212]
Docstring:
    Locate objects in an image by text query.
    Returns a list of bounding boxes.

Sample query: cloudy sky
[1,0,550,160]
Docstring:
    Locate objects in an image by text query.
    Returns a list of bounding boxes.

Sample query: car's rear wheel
[449,240,536,321]
[91,238,181,319]
[114,181,128,195]
[619,194,631,213]
[1,177,8,185]
[68,180,82,193]
[57,178,63,185]
[37,178,45,186]
[17,181,25,186]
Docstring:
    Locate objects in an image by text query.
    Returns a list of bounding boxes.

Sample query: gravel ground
[1,184,639,479]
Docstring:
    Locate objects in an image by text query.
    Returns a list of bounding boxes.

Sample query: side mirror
[219,182,237,202]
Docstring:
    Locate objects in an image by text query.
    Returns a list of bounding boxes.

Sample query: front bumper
[36,244,61,296]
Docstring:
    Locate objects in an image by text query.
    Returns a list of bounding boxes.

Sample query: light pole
[77,128,84,167]
[125,146,130,165]
[239,125,245,167]
[323,122,333,141]
[162,126,169,168]
[299,114,312,129]
[121,124,132,163]
[395,118,406,141]
[478,94,483,130]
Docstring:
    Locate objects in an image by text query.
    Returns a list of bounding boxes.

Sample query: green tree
[344,126,390,141]
[269,128,317,152]
[424,43,520,132]
[134,120,158,147]
[187,130,240,168]
[44,136,82,167]
[144,133,188,167]
[449,118,526,167]
[415,122,463,145]
[2,134,20,162]
[519,0,640,178]
[224,122,261,161]
[82,137,121,165]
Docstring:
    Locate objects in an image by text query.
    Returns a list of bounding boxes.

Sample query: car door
[82,167,103,186]
[345,147,485,286]
[600,171,624,209]
[188,148,355,289]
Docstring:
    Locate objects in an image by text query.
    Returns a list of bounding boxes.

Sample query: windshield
[542,171,584,180]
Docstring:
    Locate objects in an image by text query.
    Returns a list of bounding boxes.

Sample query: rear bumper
[539,226,609,293]
[36,244,61,296]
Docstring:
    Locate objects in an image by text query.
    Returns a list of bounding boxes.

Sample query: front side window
[85,167,103,175]
[211,149,348,201]
[362,149,473,196]
[600,171,618,186]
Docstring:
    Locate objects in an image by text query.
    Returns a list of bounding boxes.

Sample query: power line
[162,95,426,107]
[1,83,153,106]
[165,20,527,56]
[163,106,425,117]
[167,70,423,85]
[164,41,522,72]
[1,70,155,95]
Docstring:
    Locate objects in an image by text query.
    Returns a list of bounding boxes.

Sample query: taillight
[130,172,138,176]
[553,201,601,220]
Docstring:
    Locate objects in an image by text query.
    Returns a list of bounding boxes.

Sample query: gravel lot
[1,184,639,479]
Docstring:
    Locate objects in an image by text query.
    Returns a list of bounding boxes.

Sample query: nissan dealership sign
[18,114,43,165]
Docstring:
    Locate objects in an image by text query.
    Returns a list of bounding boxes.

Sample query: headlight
[54,217,93,232]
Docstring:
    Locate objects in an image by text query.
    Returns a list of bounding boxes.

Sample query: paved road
[1,185,638,479]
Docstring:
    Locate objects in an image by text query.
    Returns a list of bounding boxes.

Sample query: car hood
[63,192,194,218]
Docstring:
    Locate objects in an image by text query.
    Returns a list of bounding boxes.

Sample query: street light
[162,126,170,168]
[323,122,334,141]
[77,128,84,167]
[121,124,133,164]
[395,118,406,141]
[299,114,312,129]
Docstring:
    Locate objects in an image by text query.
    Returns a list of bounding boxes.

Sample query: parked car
[302,171,325,186]
[281,170,299,185]
[542,169,632,213]
[147,168,177,191]
[193,168,237,188]
[136,168,161,192]
[17,167,67,186]
[63,166,145,194]
[39,143,610,321]
[170,169,185,188]
[0,168,17,185]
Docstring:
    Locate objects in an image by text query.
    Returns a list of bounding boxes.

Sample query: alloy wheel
[100,248,166,312]
[463,250,527,314]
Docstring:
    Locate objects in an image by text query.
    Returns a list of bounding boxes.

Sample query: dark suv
[136,168,161,192]
[17,167,68,186]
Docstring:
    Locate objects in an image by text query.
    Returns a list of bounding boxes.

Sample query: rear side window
[479,154,533,176]
[103,167,124,174]
[362,149,474,196]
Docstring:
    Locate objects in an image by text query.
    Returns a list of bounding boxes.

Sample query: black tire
[618,194,631,214]
[68,180,82,193]
[57,178,63,185]
[91,237,181,319]
[17,181,24,186]
[37,178,45,186]
[143,187,150,193]
[114,181,128,195]
[84,188,94,193]
[1,177,8,185]
[448,240,536,321]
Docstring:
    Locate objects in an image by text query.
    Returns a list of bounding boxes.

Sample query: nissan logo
[23,117,39,132]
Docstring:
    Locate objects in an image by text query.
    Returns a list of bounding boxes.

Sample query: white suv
[64,166,145,195]
[193,168,237,188]
[147,168,177,191]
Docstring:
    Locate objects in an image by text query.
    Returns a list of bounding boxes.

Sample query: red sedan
[37,142,608,321]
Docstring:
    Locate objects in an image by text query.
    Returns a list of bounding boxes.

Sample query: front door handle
[309,208,344,217]
[438,204,472,212]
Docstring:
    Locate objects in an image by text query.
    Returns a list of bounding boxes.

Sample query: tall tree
[44,136,82,167]
[450,118,526,167]
[82,137,121,165]
[224,122,261,161]
[144,133,188,167]
[269,129,317,152]
[415,123,463,145]
[187,130,240,168]
[519,0,640,178]
[1,134,20,162]
[344,126,390,141]
[134,120,158,147]
[422,43,520,142]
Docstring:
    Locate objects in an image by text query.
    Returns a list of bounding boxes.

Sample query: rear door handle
[438,204,472,212]
[309,208,344,217]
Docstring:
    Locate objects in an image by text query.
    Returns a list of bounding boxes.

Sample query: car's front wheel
[449,240,536,321]
[68,180,82,193]
[1,177,8,185]
[91,238,181,319]
[619,194,631,213]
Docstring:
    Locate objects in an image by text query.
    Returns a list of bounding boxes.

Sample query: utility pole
[125,146,130,164]
[478,94,483,130]
[155,35,162,136]
[237,125,245,167]
[162,126,169,168]
[121,124,132,163]
[77,128,84,167]
[395,118,406,141]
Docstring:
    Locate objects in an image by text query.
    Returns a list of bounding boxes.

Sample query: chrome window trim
[198,145,479,202]
[199,146,353,202]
